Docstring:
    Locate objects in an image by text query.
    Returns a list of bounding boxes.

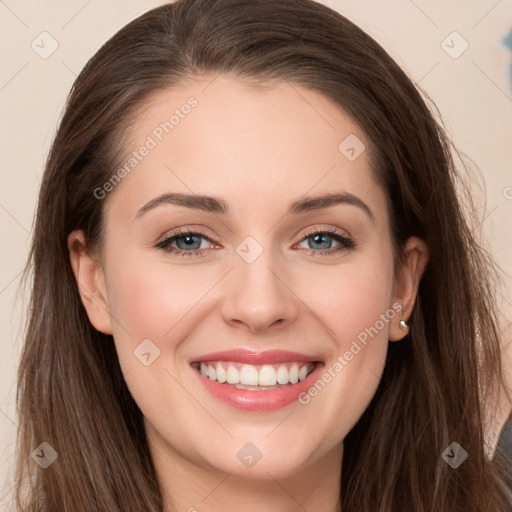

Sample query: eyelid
[298,224,352,240]
[155,225,214,245]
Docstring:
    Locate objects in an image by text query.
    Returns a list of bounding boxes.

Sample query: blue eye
[156,231,212,258]
[155,228,355,258]
[297,228,355,256]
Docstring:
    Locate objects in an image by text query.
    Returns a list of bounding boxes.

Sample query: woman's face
[70,75,426,480]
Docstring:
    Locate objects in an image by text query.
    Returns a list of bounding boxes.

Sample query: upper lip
[190,349,321,365]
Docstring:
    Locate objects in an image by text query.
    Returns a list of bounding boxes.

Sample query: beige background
[1,0,511,505]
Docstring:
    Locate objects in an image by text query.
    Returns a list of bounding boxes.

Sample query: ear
[68,230,113,335]
[389,236,429,341]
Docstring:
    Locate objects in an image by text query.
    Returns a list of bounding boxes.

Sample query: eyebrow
[135,191,375,222]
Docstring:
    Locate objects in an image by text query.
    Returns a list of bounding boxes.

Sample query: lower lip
[193,363,324,412]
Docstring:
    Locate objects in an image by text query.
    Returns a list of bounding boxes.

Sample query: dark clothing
[496,412,512,510]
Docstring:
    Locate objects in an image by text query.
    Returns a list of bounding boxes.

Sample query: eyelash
[155,227,356,258]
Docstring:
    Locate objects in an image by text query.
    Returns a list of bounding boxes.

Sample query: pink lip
[190,349,324,412]
[190,349,319,365]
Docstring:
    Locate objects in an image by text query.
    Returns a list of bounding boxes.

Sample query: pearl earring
[399,320,409,333]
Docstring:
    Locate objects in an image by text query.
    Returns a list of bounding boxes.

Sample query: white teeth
[207,365,216,381]
[226,366,240,384]
[289,364,299,384]
[276,365,289,385]
[215,363,227,384]
[298,365,308,381]
[259,365,277,386]
[240,365,259,386]
[198,361,315,387]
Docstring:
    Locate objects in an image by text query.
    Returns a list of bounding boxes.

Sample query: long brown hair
[13,0,511,510]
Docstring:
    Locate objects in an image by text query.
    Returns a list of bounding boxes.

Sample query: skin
[69,75,429,512]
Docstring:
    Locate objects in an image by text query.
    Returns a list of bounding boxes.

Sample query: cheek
[108,249,199,321]
[104,251,209,365]
[103,256,205,422]
[294,250,394,435]
[306,250,395,345]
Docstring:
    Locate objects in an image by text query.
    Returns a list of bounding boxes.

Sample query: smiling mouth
[191,361,318,390]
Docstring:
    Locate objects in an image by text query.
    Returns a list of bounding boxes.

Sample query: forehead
[105,75,388,229]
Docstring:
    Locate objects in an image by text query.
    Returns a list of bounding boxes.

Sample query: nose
[220,248,300,334]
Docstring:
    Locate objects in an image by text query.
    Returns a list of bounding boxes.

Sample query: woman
[13,0,512,510]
